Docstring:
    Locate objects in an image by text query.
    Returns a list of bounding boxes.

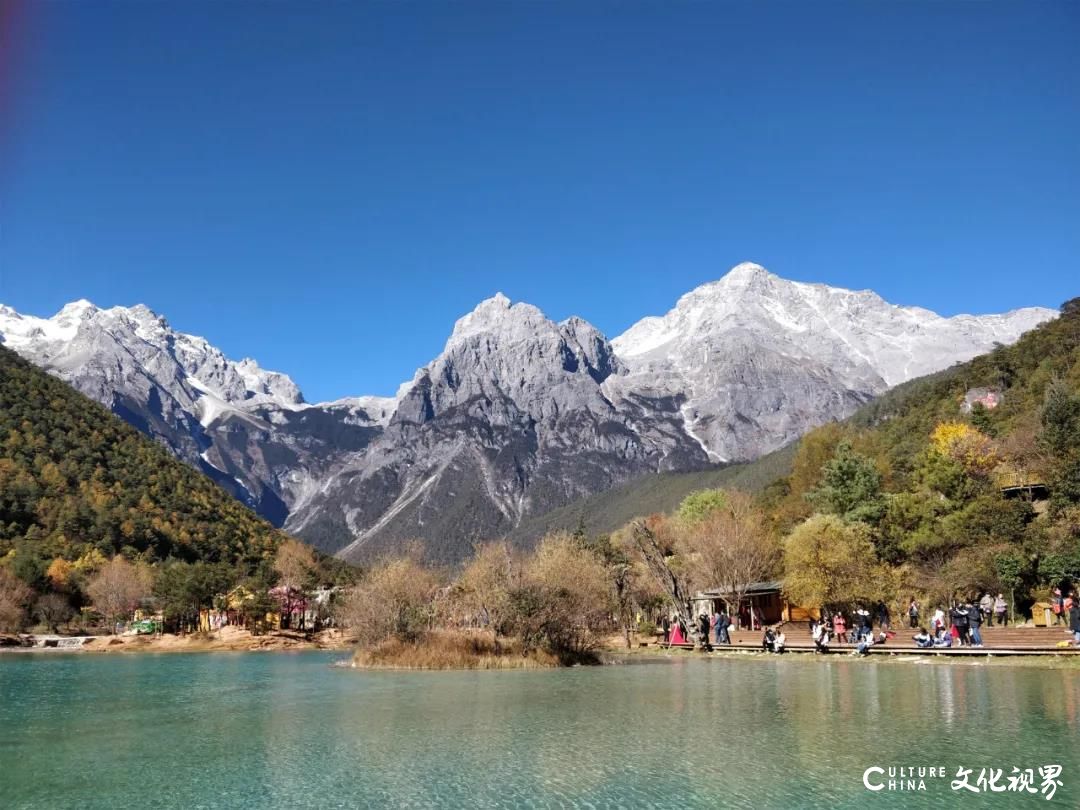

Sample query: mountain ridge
[0,263,1056,562]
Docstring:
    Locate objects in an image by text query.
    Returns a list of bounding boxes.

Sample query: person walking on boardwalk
[979,592,995,626]
[908,597,919,629]
[1052,587,1065,626]
[699,614,713,652]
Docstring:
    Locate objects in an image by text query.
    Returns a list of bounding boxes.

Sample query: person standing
[908,597,920,629]
[669,617,686,646]
[662,615,671,644]
[699,614,713,652]
[1052,587,1065,626]
[931,607,945,634]
[979,592,995,627]
[833,612,848,645]
[994,593,1008,627]
[967,598,984,647]
[950,603,970,646]
[876,601,891,633]
[1069,593,1080,645]
[719,612,731,645]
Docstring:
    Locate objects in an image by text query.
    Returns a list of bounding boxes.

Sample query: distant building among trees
[961,387,1002,413]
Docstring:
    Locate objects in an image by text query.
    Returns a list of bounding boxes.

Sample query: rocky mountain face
[290,294,709,563]
[0,264,1056,563]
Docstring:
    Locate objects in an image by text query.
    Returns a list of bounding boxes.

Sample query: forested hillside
[0,344,285,568]
[0,345,303,631]
[762,297,1080,608]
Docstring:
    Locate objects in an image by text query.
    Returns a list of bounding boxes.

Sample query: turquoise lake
[2,652,1079,808]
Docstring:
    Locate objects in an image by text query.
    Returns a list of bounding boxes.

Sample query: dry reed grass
[351,630,562,670]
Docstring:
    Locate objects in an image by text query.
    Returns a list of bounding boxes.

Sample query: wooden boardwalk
[654,624,1080,656]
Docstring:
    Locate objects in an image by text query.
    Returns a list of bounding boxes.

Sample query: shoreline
[5,630,1078,671]
[0,626,350,655]
[605,644,1080,670]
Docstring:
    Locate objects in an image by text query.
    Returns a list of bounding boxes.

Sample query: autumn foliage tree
[339,554,440,645]
[511,533,614,658]
[86,556,152,631]
[454,541,519,644]
[0,567,34,632]
[930,422,999,478]
[782,515,885,610]
[630,517,699,643]
[683,491,780,625]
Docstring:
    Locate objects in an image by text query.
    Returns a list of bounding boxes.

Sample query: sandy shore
[1,625,351,654]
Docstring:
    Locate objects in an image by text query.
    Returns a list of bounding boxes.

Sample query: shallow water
[2,652,1078,808]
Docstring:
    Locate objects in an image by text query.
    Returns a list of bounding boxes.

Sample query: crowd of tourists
[659,587,1080,653]
[807,605,891,655]
[911,595,997,648]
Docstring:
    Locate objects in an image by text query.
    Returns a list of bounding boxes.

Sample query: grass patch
[350,630,599,670]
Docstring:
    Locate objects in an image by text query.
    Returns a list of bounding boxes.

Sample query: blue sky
[1,1,1077,402]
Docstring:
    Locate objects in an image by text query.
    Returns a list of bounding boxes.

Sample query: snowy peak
[56,299,99,318]
[613,262,1057,383]
[0,300,306,411]
[715,261,774,287]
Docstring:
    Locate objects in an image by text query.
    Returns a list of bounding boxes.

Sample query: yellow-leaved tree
[930,421,999,478]
[782,515,885,610]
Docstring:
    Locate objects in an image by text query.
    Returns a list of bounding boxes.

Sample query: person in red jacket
[833,612,847,644]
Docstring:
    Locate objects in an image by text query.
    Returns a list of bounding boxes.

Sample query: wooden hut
[694,580,820,629]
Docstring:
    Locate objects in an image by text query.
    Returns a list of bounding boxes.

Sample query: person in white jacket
[931,608,945,633]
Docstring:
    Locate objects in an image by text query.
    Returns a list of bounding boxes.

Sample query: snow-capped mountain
[0,264,1057,562]
[606,263,1053,461]
[0,300,385,523]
